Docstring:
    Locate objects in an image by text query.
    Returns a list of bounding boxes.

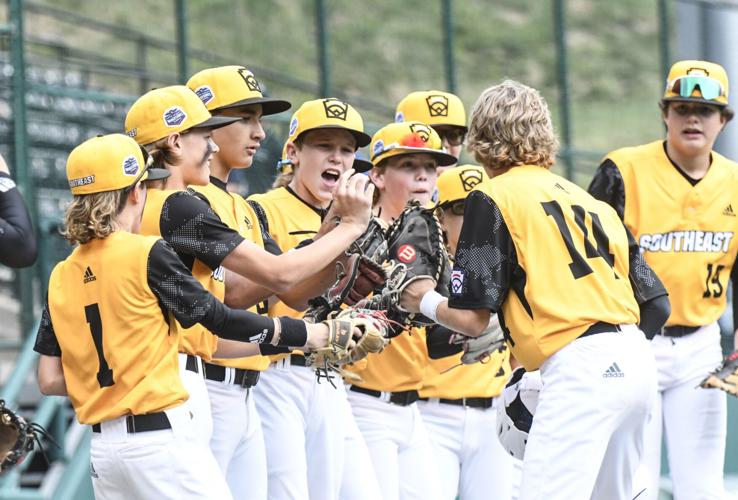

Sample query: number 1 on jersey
[542,200,615,280]
[85,303,114,388]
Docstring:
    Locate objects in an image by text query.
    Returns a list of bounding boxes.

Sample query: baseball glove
[306,218,388,322]
[453,314,507,364]
[364,201,448,327]
[700,350,738,396]
[306,308,392,385]
[0,400,55,473]
[497,368,543,460]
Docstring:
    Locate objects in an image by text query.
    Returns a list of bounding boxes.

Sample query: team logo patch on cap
[372,139,385,157]
[163,106,187,127]
[126,128,137,138]
[409,123,431,142]
[426,95,449,117]
[451,269,465,295]
[323,98,348,120]
[289,117,299,137]
[395,111,405,123]
[397,244,417,263]
[460,168,483,191]
[122,155,140,176]
[238,68,262,92]
[194,85,214,104]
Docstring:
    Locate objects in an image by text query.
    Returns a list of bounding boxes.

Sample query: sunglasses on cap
[667,75,726,101]
[433,126,466,147]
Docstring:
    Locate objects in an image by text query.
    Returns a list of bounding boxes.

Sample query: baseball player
[247,98,382,500]
[33,134,337,499]
[395,90,467,174]
[125,85,374,449]
[588,59,738,499]
[418,164,517,500]
[400,80,671,499]
[0,152,37,268]
[345,120,456,500]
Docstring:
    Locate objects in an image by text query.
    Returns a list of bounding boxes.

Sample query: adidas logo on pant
[602,362,624,378]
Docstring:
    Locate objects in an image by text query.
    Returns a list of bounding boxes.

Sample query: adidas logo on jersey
[83,267,96,284]
[723,204,735,217]
[602,362,624,378]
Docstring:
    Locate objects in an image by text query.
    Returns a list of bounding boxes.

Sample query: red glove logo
[397,244,417,263]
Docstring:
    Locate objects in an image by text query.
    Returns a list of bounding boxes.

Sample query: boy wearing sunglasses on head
[589,59,738,500]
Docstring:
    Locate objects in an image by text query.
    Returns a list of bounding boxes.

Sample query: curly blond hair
[60,189,126,245]
[467,80,559,172]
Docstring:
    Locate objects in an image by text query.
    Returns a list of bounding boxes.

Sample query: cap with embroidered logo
[125,85,240,146]
[187,66,291,116]
[436,165,488,207]
[395,90,467,129]
[370,121,457,167]
[66,134,170,195]
[663,60,730,107]
[288,98,371,148]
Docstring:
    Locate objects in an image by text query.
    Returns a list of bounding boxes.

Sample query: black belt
[349,386,419,406]
[580,322,621,338]
[661,325,700,338]
[185,354,200,374]
[92,412,170,434]
[419,397,494,409]
[290,354,307,367]
[203,363,260,388]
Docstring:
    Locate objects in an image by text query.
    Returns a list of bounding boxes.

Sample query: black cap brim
[374,149,458,167]
[145,167,171,181]
[295,125,372,148]
[192,115,242,131]
[353,158,374,173]
[661,96,728,108]
[219,96,292,116]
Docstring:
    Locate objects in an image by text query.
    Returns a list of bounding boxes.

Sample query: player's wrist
[419,290,446,324]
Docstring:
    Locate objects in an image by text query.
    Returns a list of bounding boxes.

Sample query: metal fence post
[175,0,189,83]
[553,0,573,180]
[657,0,671,80]
[315,0,331,97]
[441,0,457,94]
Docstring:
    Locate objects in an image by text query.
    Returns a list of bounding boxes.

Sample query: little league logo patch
[451,269,465,295]
[460,168,483,191]
[238,68,262,93]
[397,244,417,263]
[194,85,214,105]
[394,111,405,123]
[409,123,431,142]
[163,106,187,127]
[122,155,140,176]
[372,140,385,158]
[323,98,348,121]
[126,128,137,138]
[426,94,449,117]
[289,117,299,137]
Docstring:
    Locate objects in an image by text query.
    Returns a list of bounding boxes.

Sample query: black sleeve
[146,239,305,345]
[246,199,282,253]
[588,159,626,220]
[33,295,61,356]
[448,191,515,312]
[262,232,282,255]
[426,324,463,359]
[638,294,671,340]
[625,225,668,305]
[0,173,37,268]
[159,190,245,270]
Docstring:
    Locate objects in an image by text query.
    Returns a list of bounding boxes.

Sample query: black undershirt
[0,172,37,268]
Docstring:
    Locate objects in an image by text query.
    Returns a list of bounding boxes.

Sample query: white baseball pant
[418,398,518,499]
[518,325,656,500]
[177,353,213,448]
[89,402,232,500]
[640,323,726,500]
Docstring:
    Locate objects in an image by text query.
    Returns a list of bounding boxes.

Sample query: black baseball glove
[0,399,55,473]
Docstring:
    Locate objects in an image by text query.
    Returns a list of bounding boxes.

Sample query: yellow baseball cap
[66,134,170,195]
[187,66,291,116]
[663,60,729,107]
[370,121,457,167]
[288,98,371,148]
[125,85,240,146]
[395,90,467,129]
[436,165,488,207]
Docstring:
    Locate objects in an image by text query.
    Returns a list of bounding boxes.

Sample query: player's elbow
[268,270,296,295]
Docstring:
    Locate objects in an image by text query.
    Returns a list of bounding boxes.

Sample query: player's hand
[0,153,10,175]
[303,322,360,351]
[332,169,373,230]
[400,278,436,313]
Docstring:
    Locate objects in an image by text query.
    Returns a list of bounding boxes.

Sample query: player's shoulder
[711,149,738,172]
[604,140,663,168]
[248,186,289,205]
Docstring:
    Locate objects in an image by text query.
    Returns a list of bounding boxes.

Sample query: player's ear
[368,166,385,190]
[286,141,299,166]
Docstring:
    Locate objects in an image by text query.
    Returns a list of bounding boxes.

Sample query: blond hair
[60,189,126,245]
[145,137,181,170]
[467,80,559,172]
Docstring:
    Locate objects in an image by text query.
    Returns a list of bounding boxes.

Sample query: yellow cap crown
[663,60,729,107]
[436,165,488,206]
[370,121,457,167]
[288,98,371,147]
[395,90,467,129]
[186,66,291,115]
[67,134,149,195]
[125,86,232,146]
